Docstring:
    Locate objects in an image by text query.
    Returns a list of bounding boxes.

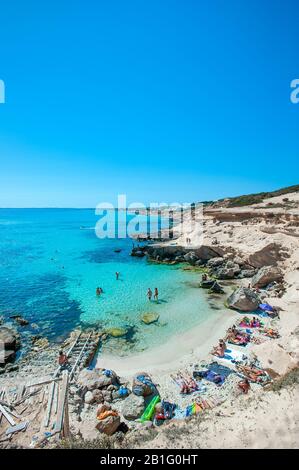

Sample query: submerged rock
[10,315,29,326]
[107,327,128,338]
[227,287,260,312]
[141,313,160,325]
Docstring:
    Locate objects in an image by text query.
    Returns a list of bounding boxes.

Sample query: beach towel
[215,348,248,366]
[193,362,234,386]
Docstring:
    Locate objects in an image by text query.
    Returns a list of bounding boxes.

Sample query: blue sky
[0,0,298,207]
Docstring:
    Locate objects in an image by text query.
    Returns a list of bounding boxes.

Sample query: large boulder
[77,369,113,391]
[195,245,224,260]
[0,327,20,366]
[121,394,145,420]
[132,372,154,397]
[96,414,120,435]
[183,252,198,265]
[227,287,260,312]
[251,266,283,288]
[95,405,120,435]
[247,243,284,268]
[239,269,256,279]
[0,327,19,350]
[206,257,224,268]
[216,267,236,279]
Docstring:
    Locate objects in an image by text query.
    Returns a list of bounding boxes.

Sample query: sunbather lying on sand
[225,326,250,346]
[260,328,280,339]
[173,374,198,394]
[237,364,270,384]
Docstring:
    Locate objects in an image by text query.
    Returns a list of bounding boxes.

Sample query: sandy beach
[97,305,239,377]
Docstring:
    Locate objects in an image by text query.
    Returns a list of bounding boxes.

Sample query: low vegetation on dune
[216,184,299,207]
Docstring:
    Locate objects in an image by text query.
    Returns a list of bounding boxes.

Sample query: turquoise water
[0,209,219,354]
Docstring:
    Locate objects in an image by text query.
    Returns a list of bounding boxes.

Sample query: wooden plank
[54,371,69,434]
[62,396,70,439]
[17,384,25,402]
[3,406,21,420]
[26,376,61,388]
[44,381,56,427]
[0,404,16,426]
[54,380,59,414]
[3,388,11,407]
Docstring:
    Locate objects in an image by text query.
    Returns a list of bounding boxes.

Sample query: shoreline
[97,305,239,378]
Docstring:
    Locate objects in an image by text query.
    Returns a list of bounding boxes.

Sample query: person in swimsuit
[147,288,152,301]
[154,287,159,302]
[213,339,226,357]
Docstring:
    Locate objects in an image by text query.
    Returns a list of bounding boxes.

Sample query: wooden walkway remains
[0,329,100,444]
[43,330,99,431]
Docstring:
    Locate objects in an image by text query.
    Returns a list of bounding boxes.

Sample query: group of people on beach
[147,287,159,302]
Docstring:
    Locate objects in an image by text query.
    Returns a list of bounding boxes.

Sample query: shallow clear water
[0,209,220,354]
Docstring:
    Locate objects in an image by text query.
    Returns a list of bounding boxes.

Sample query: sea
[0,209,222,355]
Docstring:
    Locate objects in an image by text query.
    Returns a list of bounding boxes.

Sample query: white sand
[97,309,239,378]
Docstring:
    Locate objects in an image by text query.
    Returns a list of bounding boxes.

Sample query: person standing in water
[96,287,103,296]
[115,272,120,280]
[147,288,152,301]
[154,287,159,302]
